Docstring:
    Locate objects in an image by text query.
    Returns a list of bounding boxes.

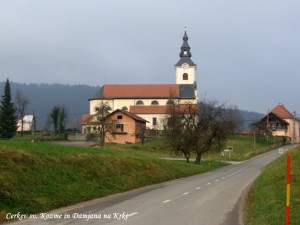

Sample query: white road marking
[215,179,219,182]
[127,212,138,217]
[222,177,226,179]
[196,187,201,190]
[183,192,189,195]
[207,183,211,185]
[163,199,171,203]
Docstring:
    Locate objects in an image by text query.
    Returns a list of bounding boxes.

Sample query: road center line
[163,199,171,203]
[196,187,201,190]
[207,183,211,185]
[183,192,189,195]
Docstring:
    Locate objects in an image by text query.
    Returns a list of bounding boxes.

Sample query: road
[6,146,291,225]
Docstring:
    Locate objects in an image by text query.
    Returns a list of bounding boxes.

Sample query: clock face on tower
[182,63,189,69]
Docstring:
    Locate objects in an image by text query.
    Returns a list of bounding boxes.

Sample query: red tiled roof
[102,84,179,98]
[110,109,149,122]
[270,103,293,119]
[81,114,92,124]
[130,104,198,114]
[130,106,169,114]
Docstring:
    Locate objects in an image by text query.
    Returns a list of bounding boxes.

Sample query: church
[82,30,198,134]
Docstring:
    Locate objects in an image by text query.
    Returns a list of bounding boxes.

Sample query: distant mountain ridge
[0,81,263,131]
[0,82,100,130]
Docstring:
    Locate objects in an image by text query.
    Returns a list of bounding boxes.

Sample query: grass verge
[203,134,284,161]
[0,140,226,222]
[244,146,300,225]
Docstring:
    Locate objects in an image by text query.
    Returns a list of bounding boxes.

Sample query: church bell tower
[174,30,197,85]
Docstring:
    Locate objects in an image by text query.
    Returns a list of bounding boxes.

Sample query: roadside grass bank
[203,134,284,161]
[99,135,284,162]
[0,140,227,222]
[244,146,300,225]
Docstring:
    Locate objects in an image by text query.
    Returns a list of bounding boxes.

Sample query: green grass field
[244,146,300,225]
[0,134,285,223]
[0,139,226,222]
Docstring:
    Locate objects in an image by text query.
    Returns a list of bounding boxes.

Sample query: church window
[166,100,174,105]
[121,106,128,111]
[183,73,188,80]
[151,100,159,106]
[153,117,157,126]
[136,100,144,106]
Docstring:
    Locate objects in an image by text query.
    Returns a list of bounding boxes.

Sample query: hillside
[0,81,263,131]
[0,82,100,130]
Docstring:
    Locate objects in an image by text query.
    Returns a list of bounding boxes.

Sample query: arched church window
[166,100,175,105]
[121,106,128,111]
[136,100,144,106]
[151,100,159,106]
[183,73,188,80]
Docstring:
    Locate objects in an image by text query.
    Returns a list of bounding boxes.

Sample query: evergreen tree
[0,79,18,139]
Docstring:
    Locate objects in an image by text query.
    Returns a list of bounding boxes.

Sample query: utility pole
[293,111,296,148]
[267,108,269,142]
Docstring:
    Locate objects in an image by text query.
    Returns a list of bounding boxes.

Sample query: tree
[94,102,112,148]
[164,101,196,163]
[48,105,68,135]
[249,120,272,142]
[14,90,30,137]
[193,101,241,164]
[0,79,18,139]
[165,99,241,164]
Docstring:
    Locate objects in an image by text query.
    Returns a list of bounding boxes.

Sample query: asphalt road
[6,146,291,225]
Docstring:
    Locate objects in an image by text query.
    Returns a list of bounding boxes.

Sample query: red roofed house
[260,103,299,143]
[82,109,148,144]
[82,30,198,134]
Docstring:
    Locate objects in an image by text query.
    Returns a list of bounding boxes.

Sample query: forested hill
[0,82,100,130]
[0,81,263,131]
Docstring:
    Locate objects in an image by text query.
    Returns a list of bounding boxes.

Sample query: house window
[121,106,128,111]
[116,124,124,132]
[153,117,157,126]
[117,114,123,120]
[136,100,144,106]
[183,73,188,80]
[151,100,159,106]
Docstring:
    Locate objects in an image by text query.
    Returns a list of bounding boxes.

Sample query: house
[260,103,299,143]
[82,30,198,132]
[17,115,34,132]
[82,109,148,144]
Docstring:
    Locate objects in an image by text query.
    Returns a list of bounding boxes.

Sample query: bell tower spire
[175,28,197,87]
[176,28,196,67]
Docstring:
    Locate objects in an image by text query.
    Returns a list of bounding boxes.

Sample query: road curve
[6,146,291,225]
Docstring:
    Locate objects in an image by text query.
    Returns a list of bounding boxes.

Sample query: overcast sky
[0,0,299,114]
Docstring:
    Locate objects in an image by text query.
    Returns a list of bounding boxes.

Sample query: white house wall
[175,66,196,85]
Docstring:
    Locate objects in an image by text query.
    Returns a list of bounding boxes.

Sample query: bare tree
[249,120,271,142]
[193,101,240,164]
[14,90,29,137]
[136,125,148,145]
[165,99,241,164]
[94,102,112,148]
[164,100,195,163]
